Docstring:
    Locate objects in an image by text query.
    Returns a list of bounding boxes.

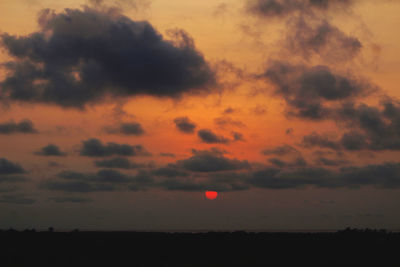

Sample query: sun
[205,191,218,200]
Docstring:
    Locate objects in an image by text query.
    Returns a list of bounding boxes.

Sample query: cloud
[48,196,92,203]
[246,0,353,18]
[0,195,36,205]
[0,119,37,134]
[231,131,245,141]
[174,117,197,133]
[104,122,145,136]
[301,132,341,150]
[35,144,67,156]
[299,99,400,151]
[198,129,230,144]
[314,157,350,166]
[262,144,299,156]
[40,180,117,193]
[94,157,143,169]
[268,157,307,167]
[176,149,250,172]
[40,169,153,192]
[248,162,400,189]
[0,175,28,183]
[284,17,362,62]
[160,152,175,158]
[261,61,375,119]
[222,107,238,114]
[58,169,134,183]
[214,117,245,128]
[0,158,26,175]
[152,166,190,178]
[0,7,215,108]
[80,138,150,157]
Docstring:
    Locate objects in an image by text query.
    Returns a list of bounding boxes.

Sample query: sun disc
[205,191,218,200]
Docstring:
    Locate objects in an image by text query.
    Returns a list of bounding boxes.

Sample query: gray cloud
[35,144,67,156]
[268,157,307,167]
[262,144,299,156]
[198,129,230,144]
[261,61,374,120]
[301,132,341,150]
[0,158,26,175]
[80,138,150,157]
[48,196,92,203]
[176,149,250,172]
[314,157,350,166]
[0,195,36,205]
[160,152,175,158]
[0,119,37,134]
[284,17,362,62]
[174,117,197,134]
[40,168,153,192]
[214,117,245,128]
[246,0,353,18]
[299,99,400,151]
[40,180,117,193]
[249,162,400,189]
[94,157,143,169]
[0,7,215,108]
[104,122,145,136]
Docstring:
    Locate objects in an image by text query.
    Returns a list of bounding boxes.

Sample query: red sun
[205,191,218,200]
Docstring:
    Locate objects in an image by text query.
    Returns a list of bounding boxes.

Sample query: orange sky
[1,0,400,230]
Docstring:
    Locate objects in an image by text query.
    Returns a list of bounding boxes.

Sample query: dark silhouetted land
[1,228,399,266]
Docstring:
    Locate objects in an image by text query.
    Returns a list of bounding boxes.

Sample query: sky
[0,0,400,231]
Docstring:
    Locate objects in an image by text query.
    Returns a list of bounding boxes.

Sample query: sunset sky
[1,0,400,231]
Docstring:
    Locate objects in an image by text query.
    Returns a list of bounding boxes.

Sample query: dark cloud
[301,132,341,150]
[58,169,133,183]
[300,100,400,151]
[0,195,36,205]
[40,180,117,193]
[0,175,28,183]
[80,138,150,157]
[314,157,350,166]
[35,144,66,156]
[262,61,374,120]
[177,149,250,172]
[158,179,208,192]
[286,128,294,135]
[268,157,307,167]
[250,105,268,116]
[198,129,230,144]
[0,158,25,175]
[222,107,238,114]
[152,166,190,178]
[0,119,37,134]
[262,144,299,156]
[249,162,400,189]
[284,17,362,62]
[214,117,245,128]
[231,131,245,141]
[48,196,92,203]
[41,168,153,192]
[39,155,400,192]
[0,7,215,108]
[246,0,353,18]
[104,122,145,136]
[94,157,143,169]
[0,185,18,193]
[335,100,400,151]
[174,117,197,134]
[160,152,175,158]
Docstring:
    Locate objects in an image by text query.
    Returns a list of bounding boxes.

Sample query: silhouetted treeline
[1,228,399,266]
